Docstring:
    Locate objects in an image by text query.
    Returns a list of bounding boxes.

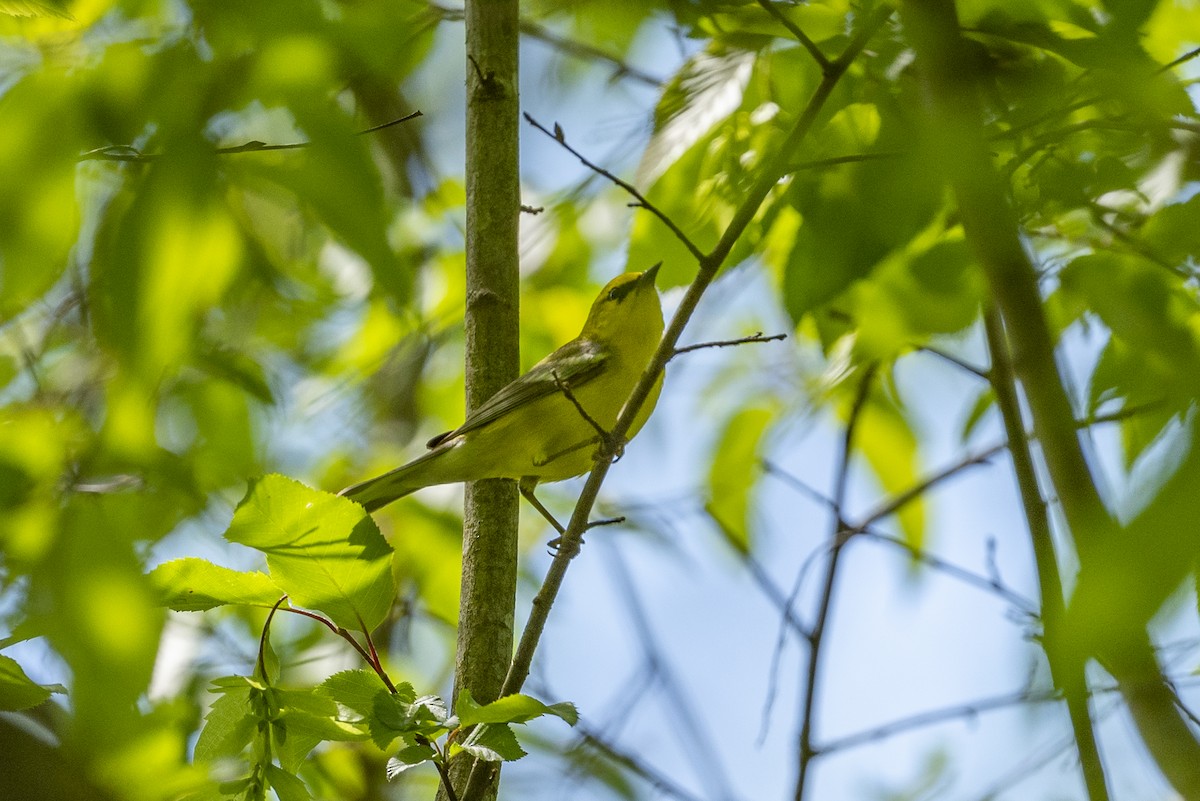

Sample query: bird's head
[580,263,664,346]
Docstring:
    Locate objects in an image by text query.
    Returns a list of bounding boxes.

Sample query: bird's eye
[608,289,619,301]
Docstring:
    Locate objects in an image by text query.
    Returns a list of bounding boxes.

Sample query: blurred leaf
[224,475,396,632]
[1140,194,1200,267]
[147,558,282,612]
[0,0,74,18]
[1066,418,1200,652]
[959,386,997,444]
[32,494,165,743]
[855,386,924,548]
[0,654,58,711]
[704,404,774,554]
[265,764,312,801]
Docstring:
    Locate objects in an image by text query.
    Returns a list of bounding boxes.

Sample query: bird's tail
[338,448,446,512]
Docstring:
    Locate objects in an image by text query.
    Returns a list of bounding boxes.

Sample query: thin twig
[77,111,423,163]
[793,364,876,801]
[672,332,787,359]
[917,344,990,379]
[754,0,830,70]
[523,113,707,263]
[854,444,1003,531]
[600,543,739,799]
[573,723,713,801]
[282,606,397,693]
[859,530,1038,614]
[818,687,1059,754]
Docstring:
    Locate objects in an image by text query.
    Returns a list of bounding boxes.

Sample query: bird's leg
[519,478,625,556]
[518,478,565,536]
[550,370,626,462]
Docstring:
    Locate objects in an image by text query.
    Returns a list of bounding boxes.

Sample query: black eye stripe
[607,279,637,302]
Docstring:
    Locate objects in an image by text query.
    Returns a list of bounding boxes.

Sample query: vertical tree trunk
[445,0,520,798]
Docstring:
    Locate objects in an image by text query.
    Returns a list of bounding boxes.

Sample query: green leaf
[0,654,57,711]
[456,689,578,727]
[265,764,312,801]
[386,744,436,779]
[318,670,410,719]
[271,688,365,772]
[224,475,395,631]
[1066,419,1200,653]
[1140,194,1200,268]
[369,691,449,749]
[0,0,75,19]
[392,743,437,766]
[458,723,525,763]
[855,387,924,548]
[147,558,283,612]
[959,387,997,445]
[704,405,775,554]
[194,681,257,763]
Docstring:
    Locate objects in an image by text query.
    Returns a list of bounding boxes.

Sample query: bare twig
[572,723,714,801]
[793,364,876,800]
[917,344,990,379]
[859,530,1038,614]
[672,332,787,358]
[78,111,423,163]
[819,687,1059,754]
[523,113,707,263]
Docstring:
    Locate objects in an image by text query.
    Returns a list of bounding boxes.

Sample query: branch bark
[448,0,520,799]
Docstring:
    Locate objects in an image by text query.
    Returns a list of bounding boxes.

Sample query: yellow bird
[340,265,664,513]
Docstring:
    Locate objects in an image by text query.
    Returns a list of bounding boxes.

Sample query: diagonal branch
[523,113,707,263]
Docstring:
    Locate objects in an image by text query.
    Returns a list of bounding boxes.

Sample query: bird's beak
[641,262,661,286]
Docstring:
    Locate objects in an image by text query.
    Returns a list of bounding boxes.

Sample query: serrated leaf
[194,682,257,763]
[458,723,525,763]
[0,654,56,711]
[224,475,395,631]
[318,670,410,719]
[369,691,449,749]
[386,749,433,780]
[148,558,283,611]
[704,405,774,554]
[392,743,436,766]
[456,689,579,727]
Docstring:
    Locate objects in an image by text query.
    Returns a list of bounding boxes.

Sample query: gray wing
[426,337,607,447]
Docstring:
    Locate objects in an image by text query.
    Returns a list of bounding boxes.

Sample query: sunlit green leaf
[224,475,396,631]
[0,653,59,711]
[456,688,578,727]
[147,558,282,612]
